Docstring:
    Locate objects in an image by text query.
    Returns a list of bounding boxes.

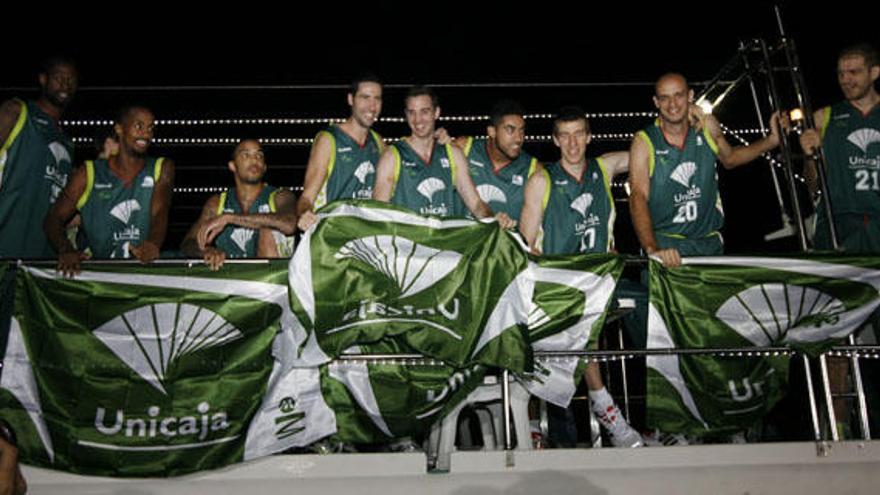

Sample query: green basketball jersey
[213,185,279,258]
[77,157,164,258]
[453,137,538,220]
[638,120,723,241]
[818,102,880,217]
[314,125,383,209]
[0,100,73,258]
[389,140,459,217]
[540,159,615,255]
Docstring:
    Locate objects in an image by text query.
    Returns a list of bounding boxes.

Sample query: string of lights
[61,111,662,127]
[324,346,880,367]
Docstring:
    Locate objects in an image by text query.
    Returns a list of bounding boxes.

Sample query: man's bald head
[655,72,689,95]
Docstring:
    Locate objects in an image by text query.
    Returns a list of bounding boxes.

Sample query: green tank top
[0,100,73,258]
[540,159,615,255]
[389,140,459,217]
[314,125,383,209]
[213,185,278,258]
[817,102,880,218]
[453,137,537,220]
[77,157,164,259]
[638,121,723,240]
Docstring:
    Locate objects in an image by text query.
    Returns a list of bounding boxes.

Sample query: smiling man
[628,72,784,267]
[297,73,385,231]
[450,100,539,220]
[373,86,515,229]
[0,57,78,258]
[181,139,297,270]
[44,105,175,276]
[519,106,639,448]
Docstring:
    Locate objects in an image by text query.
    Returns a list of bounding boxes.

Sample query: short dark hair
[231,138,262,160]
[839,43,879,68]
[553,106,590,136]
[39,56,77,75]
[405,85,439,109]
[489,100,525,128]
[115,105,153,126]
[349,72,382,96]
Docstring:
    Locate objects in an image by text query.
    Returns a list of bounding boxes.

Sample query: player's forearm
[225,213,297,235]
[629,195,659,253]
[146,210,168,250]
[296,194,315,216]
[43,215,77,254]
[804,159,819,196]
[468,199,493,220]
[724,136,778,169]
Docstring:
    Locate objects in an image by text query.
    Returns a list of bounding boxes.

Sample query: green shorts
[815,214,880,254]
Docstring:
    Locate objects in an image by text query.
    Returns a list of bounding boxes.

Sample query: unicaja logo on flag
[714,283,845,346]
[335,235,462,298]
[330,235,464,338]
[92,303,244,395]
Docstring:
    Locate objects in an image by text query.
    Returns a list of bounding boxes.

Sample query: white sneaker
[643,429,690,447]
[388,438,422,453]
[594,403,643,448]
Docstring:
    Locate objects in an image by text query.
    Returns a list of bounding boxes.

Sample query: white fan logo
[92,303,244,395]
[417,178,446,202]
[477,184,508,204]
[335,235,462,298]
[671,161,697,188]
[110,200,141,224]
[569,193,593,218]
[847,128,880,154]
[48,142,71,166]
[715,283,845,346]
[231,228,255,252]
[354,161,375,184]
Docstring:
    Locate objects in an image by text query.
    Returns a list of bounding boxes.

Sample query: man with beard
[297,73,385,231]
[450,100,539,220]
[628,72,784,267]
[181,139,297,270]
[0,57,78,258]
[799,43,880,438]
[373,86,515,229]
[800,43,880,253]
[44,106,175,276]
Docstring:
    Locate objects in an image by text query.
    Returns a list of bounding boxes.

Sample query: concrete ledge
[22,442,880,494]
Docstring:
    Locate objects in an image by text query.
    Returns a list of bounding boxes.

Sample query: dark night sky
[2,2,877,252]
[2,2,871,95]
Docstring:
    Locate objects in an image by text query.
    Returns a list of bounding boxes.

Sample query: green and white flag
[520,254,623,407]
[290,201,623,414]
[289,200,533,373]
[321,339,486,443]
[0,262,334,477]
[647,256,880,437]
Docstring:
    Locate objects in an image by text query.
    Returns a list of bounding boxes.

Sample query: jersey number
[673,201,698,223]
[580,228,596,251]
[855,170,880,191]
